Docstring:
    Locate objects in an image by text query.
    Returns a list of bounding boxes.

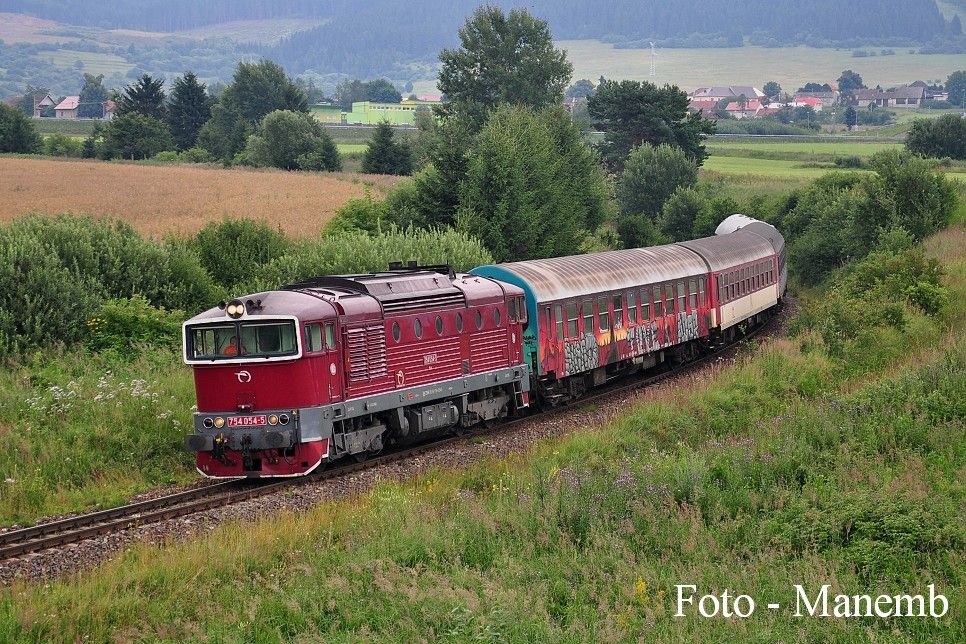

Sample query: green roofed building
[311,104,345,124]
[311,99,439,126]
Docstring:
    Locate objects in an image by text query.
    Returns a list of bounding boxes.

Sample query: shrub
[84,296,184,356]
[905,114,966,160]
[241,110,342,171]
[191,218,291,291]
[43,133,83,157]
[153,150,180,163]
[179,147,214,163]
[834,155,864,168]
[0,215,220,353]
[248,227,493,291]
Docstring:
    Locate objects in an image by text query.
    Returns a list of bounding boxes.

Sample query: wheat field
[0,157,402,237]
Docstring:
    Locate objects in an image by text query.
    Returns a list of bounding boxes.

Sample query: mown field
[0,222,961,641]
[556,40,964,92]
[0,157,402,237]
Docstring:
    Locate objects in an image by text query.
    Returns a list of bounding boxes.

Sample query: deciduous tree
[78,73,108,119]
[437,6,572,127]
[0,103,42,153]
[241,109,341,171]
[945,70,966,107]
[837,69,865,92]
[616,143,698,247]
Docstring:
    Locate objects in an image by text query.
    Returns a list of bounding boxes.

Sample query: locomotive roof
[472,243,708,304]
[185,289,338,324]
[676,229,776,272]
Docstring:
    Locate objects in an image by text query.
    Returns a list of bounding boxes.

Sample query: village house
[691,86,766,102]
[792,90,839,107]
[851,86,925,108]
[53,96,116,120]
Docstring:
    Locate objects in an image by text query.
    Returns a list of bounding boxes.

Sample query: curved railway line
[0,310,780,562]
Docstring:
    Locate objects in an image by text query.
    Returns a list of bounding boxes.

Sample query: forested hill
[5,0,949,42]
[4,0,956,77]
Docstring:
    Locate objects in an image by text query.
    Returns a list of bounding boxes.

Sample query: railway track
[0,310,778,562]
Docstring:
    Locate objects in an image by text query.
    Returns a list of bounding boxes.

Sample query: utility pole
[649,42,656,78]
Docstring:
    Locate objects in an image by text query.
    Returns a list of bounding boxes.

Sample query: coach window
[613,294,624,328]
[676,282,685,314]
[598,296,610,331]
[554,305,564,340]
[582,300,593,332]
[324,322,336,350]
[456,313,463,333]
[414,318,423,339]
[494,309,502,326]
[627,290,637,324]
[567,302,578,337]
[641,289,650,319]
[665,285,674,315]
[699,278,706,307]
[653,286,663,316]
[435,316,444,336]
[689,279,697,309]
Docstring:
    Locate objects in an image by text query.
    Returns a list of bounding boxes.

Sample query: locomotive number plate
[227,415,267,427]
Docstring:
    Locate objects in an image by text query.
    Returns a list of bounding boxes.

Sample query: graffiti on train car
[627,321,660,355]
[677,311,699,343]
[564,333,600,373]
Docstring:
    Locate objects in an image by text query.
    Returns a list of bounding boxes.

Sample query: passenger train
[182,215,785,477]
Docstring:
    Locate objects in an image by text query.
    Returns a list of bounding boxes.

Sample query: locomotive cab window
[189,324,237,359]
[517,298,528,323]
[305,323,323,352]
[240,321,298,356]
[508,299,517,322]
[324,322,336,350]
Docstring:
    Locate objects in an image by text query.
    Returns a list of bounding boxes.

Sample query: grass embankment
[0,350,196,524]
[0,157,403,237]
[1,225,961,641]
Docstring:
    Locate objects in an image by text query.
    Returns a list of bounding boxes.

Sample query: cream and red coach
[471,215,785,404]
[183,265,530,478]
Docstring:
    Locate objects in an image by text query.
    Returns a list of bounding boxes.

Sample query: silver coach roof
[476,244,708,303]
[677,229,776,272]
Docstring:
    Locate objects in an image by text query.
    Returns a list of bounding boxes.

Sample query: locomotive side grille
[346,325,388,382]
[470,328,509,371]
[380,293,465,314]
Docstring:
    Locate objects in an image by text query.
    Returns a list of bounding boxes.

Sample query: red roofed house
[790,96,823,112]
[54,96,115,119]
[54,95,80,119]
[725,98,764,118]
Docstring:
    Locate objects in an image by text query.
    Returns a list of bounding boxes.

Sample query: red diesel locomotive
[183,215,785,478]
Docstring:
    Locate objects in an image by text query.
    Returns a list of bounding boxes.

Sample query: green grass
[555,40,965,92]
[1,224,961,639]
[0,349,197,525]
[35,49,133,76]
[707,140,901,160]
[336,143,367,154]
[32,119,97,136]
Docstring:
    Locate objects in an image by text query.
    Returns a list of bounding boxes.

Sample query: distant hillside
[6,0,951,43]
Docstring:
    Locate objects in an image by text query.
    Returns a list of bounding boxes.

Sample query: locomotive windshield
[186,320,298,361]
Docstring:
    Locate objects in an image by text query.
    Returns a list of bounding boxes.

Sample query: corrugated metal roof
[677,230,775,271]
[715,215,785,256]
[472,244,708,304]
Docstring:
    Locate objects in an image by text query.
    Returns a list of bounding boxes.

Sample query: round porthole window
[391,321,400,343]
[414,318,423,338]
[456,313,464,333]
[475,310,483,329]
[435,316,443,335]
[494,309,502,326]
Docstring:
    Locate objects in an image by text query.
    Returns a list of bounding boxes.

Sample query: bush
[84,296,184,356]
[153,150,180,163]
[0,215,220,354]
[43,133,83,157]
[241,110,342,171]
[905,114,966,160]
[247,227,493,291]
[191,218,291,291]
[834,155,865,168]
[179,147,214,163]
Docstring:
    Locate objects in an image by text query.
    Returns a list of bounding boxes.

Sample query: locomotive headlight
[225,299,245,319]
[279,413,290,425]
[213,416,225,428]
[203,417,214,428]
[268,414,279,426]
